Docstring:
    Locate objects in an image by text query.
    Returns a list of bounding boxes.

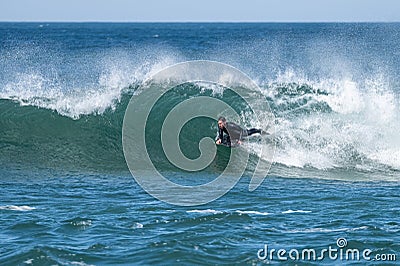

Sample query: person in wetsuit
[215,116,262,147]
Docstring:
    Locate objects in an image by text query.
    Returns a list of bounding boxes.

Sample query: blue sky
[1,0,399,22]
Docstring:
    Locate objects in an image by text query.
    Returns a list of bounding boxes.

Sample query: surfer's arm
[216,128,223,144]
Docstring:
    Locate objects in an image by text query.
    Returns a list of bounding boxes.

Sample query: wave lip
[0,72,131,120]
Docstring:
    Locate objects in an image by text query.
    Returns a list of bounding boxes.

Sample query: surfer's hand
[216,139,221,145]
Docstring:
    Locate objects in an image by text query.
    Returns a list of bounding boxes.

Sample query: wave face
[1,23,400,179]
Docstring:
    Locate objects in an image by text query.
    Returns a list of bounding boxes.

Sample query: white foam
[235,210,270,216]
[23,259,34,264]
[186,209,223,214]
[318,79,364,114]
[70,261,95,266]
[282,210,312,214]
[0,205,36,211]
[285,226,368,233]
[133,222,143,229]
[72,220,92,227]
[369,149,400,169]
[261,69,400,172]
[187,209,271,216]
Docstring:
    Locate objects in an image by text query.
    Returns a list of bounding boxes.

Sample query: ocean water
[0,23,399,265]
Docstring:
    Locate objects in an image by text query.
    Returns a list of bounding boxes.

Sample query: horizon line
[1,20,399,23]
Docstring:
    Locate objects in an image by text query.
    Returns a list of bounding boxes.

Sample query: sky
[1,0,399,22]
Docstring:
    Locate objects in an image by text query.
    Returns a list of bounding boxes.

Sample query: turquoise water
[0,23,399,264]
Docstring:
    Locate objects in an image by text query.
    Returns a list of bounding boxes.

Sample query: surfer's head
[218,116,226,129]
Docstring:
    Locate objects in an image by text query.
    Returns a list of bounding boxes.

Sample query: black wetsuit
[218,122,261,147]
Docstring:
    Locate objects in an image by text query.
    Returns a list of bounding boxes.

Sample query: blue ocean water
[0,23,399,265]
